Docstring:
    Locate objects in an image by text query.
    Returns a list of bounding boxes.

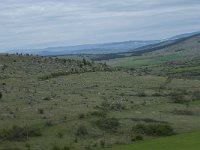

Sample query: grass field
[104,131,200,150]
[0,54,200,150]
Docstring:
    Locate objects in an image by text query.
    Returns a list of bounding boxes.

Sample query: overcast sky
[0,0,200,51]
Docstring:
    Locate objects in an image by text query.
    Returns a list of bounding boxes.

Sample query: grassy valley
[0,52,200,150]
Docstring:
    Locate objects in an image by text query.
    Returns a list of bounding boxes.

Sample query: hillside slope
[0,54,200,150]
[108,34,200,79]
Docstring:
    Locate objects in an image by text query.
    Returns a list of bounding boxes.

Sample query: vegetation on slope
[0,54,200,150]
[107,34,200,79]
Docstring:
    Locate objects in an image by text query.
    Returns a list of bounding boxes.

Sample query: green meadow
[104,131,200,150]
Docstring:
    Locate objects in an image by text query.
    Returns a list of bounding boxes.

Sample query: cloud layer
[0,0,200,51]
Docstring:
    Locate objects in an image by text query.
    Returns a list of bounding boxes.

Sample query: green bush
[57,132,64,138]
[137,91,147,97]
[45,121,53,127]
[0,125,42,141]
[172,109,194,115]
[96,118,120,131]
[90,110,107,118]
[135,134,144,141]
[132,134,144,142]
[100,140,105,148]
[78,113,85,119]
[38,109,44,114]
[100,101,125,111]
[133,123,174,136]
[76,126,88,136]
[171,92,187,104]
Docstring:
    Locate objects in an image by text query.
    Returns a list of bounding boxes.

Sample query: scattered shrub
[76,126,88,136]
[131,118,168,124]
[45,121,53,127]
[0,125,42,141]
[74,138,78,143]
[137,91,147,97]
[171,92,187,104]
[135,134,144,140]
[132,134,144,142]
[152,92,162,97]
[43,96,51,101]
[38,109,44,114]
[172,109,194,116]
[57,132,64,138]
[100,101,125,111]
[100,140,105,148]
[90,110,107,118]
[133,123,174,136]
[78,113,85,119]
[96,118,120,131]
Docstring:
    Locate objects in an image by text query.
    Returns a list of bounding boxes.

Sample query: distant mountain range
[8,31,200,56]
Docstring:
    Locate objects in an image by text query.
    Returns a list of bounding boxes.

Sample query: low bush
[76,126,88,136]
[132,134,144,141]
[100,140,105,148]
[172,109,194,116]
[96,118,120,132]
[170,92,188,104]
[43,96,51,101]
[45,121,53,127]
[57,132,64,138]
[0,125,42,141]
[38,109,44,114]
[137,91,147,97]
[90,110,107,118]
[78,113,85,119]
[133,123,174,136]
[100,101,125,111]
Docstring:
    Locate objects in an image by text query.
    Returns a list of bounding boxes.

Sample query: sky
[0,0,200,52]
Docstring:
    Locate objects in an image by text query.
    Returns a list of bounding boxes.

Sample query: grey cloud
[0,0,200,51]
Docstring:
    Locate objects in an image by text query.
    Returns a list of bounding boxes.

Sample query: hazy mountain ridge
[9,40,160,56]
[8,31,200,56]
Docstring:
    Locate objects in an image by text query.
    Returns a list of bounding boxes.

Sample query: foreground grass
[104,132,200,150]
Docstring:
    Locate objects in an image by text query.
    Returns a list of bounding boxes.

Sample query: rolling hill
[107,33,200,79]
[0,54,200,150]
